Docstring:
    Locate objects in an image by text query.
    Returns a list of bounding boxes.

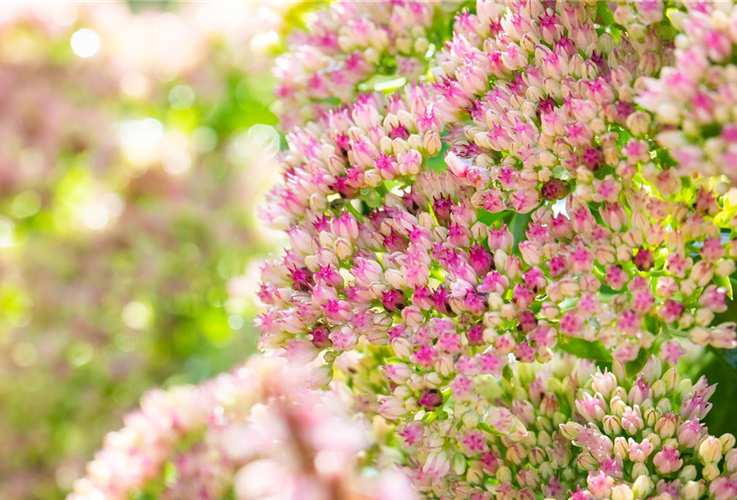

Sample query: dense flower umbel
[638,1,737,184]
[68,355,414,500]
[260,0,737,441]
[383,354,734,500]
[274,1,459,129]
[390,354,598,499]
[432,0,737,359]
[261,0,737,409]
[68,356,275,500]
[255,0,737,497]
[561,359,737,500]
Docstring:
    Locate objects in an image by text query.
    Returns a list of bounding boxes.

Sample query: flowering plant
[75,1,737,499]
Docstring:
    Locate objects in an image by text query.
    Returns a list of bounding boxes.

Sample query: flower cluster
[434,0,737,359]
[563,360,737,500]
[389,354,598,498]
[384,354,737,500]
[274,1,459,129]
[255,0,737,497]
[638,1,737,184]
[69,355,414,500]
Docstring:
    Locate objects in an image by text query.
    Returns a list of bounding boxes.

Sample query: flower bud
[651,380,666,400]
[576,452,598,471]
[632,475,653,498]
[679,464,697,482]
[452,452,467,476]
[603,415,621,435]
[631,462,649,478]
[653,447,682,474]
[720,433,736,453]
[699,436,723,464]
[682,481,704,500]
[496,466,512,483]
[725,448,737,472]
[459,462,481,487]
[703,463,720,481]
[609,396,627,418]
[655,413,676,438]
[611,484,634,500]
[662,368,681,392]
[559,422,581,440]
[591,370,618,398]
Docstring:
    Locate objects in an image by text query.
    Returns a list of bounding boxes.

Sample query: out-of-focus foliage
[0,3,299,499]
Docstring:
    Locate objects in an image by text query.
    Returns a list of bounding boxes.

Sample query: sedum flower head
[562,359,737,500]
[638,1,737,184]
[257,1,737,495]
[274,1,460,129]
[69,355,413,500]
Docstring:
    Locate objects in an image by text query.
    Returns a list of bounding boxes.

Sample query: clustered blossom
[69,355,413,500]
[274,1,457,129]
[254,0,737,497]
[562,359,737,500]
[386,355,735,500]
[638,1,737,184]
[434,0,737,359]
[388,354,598,498]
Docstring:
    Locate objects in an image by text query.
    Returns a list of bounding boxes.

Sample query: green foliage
[557,338,613,363]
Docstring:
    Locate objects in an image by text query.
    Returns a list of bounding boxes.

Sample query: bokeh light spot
[12,343,38,368]
[122,301,152,330]
[168,85,195,110]
[12,190,42,219]
[71,29,100,58]
[163,147,191,175]
[82,204,109,230]
[0,217,16,248]
[228,314,244,330]
[119,118,164,149]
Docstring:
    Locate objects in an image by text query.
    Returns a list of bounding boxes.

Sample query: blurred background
[0,2,299,498]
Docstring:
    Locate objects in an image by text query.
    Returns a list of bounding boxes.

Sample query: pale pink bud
[575,393,607,422]
[690,261,714,287]
[587,470,614,499]
[678,419,704,448]
[653,447,683,474]
[307,365,333,389]
[378,397,406,420]
[423,449,450,481]
[486,408,527,442]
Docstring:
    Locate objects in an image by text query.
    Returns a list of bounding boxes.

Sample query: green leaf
[625,345,653,379]
[426,142,450,172]
[478,422,498,435]
[699,348,737,435]
[710,346,737,371]
[509,212,532,253]
[557,337,613,363]
[502,364,513,381]
[478,209,509,227]
[596,2,616,26]
[422,410,438,425]
[715,274,734,300]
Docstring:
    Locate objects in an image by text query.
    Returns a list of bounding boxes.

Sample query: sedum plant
[74,1,737,499]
